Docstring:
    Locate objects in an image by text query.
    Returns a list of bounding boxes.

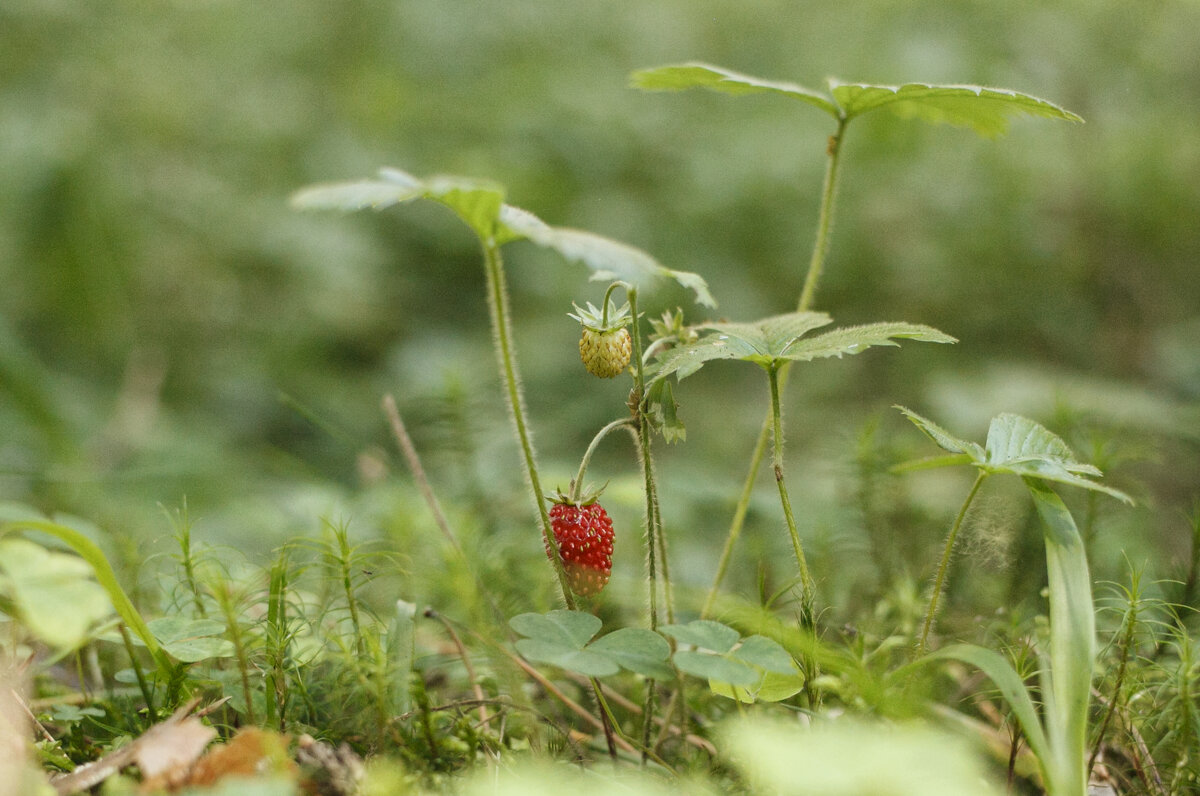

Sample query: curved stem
[482,240,575,610]
[767,366,815,625]
[570,418,634,501]
[917,469,987,657]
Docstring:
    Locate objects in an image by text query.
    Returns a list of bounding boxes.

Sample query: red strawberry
[546,500,615,597]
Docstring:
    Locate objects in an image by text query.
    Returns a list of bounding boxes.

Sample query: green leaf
[895,406,986,460]
[710,667,806,704]
[1025,478,1095,796]
[291,168,505,242]
[294,168,715,307]
[287,178,424,212]
[645,378,686,443]
[146,616,233,662]
[830,81,1084,137]
[654,315,952,382]
[387,599,418,714]
[984,414,1133,503]
[514,224,716,308]
[0,519,169,679]
[673,650,758,686]
[631,62,838,118]
[0,538,113,650]
[588,628,674,680]
[732,635,795,674]
[514,639,619,677]
[923,644,1051,779]
[653,312,832,380]
[510,610,601,649]
[659,620,740,653]
[784,322,956,362]
[898,408,1132,503]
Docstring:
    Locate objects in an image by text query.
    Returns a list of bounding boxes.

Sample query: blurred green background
[2,1,1197,617]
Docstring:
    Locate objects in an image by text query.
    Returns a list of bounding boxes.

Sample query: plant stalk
[918,470,987,657]
[703,117,848,614]
[481,240,576,609]
[767,366,815,625]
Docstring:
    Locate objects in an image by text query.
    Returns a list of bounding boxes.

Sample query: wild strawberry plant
[4,59,1183,796]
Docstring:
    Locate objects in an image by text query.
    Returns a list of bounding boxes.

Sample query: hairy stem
[796,118,847,314]
[482,240,575,609]
[917,470,987,657]
[704,119,848,614]
[570,418,634,500]
[628,288,669,760]
[768,366,815,625]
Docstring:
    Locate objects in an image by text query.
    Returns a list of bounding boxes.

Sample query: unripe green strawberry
[579,327,632,378]
[546,499,615,597]
[569,300,633,379]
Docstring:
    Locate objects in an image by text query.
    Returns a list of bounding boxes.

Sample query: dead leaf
[186,727,296,787]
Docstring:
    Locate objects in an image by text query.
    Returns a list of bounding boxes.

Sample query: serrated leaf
[984,413,1083,469]
[655,315,951,382]
[732,635,795,674]
[645,378,686,443]
[288,179,424,212]
[783,322,956,362]
[515,639,619,677]
[291,168,505,242]
[674,650,759,686]
[509,610,601,649]
[518,225,716,308]
[895,406,986,460]
[830,81,1084,137]
[631,62,838,118]
[589,628,674,680]
[653,312,832,380]
[660,620,740,653]
[294,168,715,307]
[897,408,1133,504]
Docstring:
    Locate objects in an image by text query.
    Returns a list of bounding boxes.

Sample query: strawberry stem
[570,418,635,503]
[482,238,576,610]
[703,116,848,618]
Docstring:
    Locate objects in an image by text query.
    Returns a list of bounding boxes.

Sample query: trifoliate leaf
[632,63,1082,139]
[294,168,716,307]
[631,62,838,118]
[291,168,505,242]
[0,538,113,650]
[510,610,601,649]
[588,628,674,680]
[782,322,956,362]
[660,620,740,654]
[653,314,954,382]
[515,224,717,308]
[514,640,619,677]
[896,408,1133,504]
[674,651,759,686]
[732,635,796,674]
[895,406,986,460]
[830,81,1084,137]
